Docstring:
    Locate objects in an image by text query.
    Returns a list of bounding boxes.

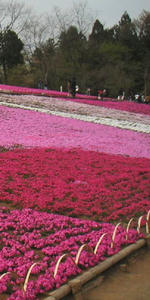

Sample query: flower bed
[0,83,150,115]
[1,93,150,127]
[0,148,150,222]
[69,98,150,116]
[0,207,144,299]
[0,93,150,299]
[0,105,149,158]
[0,84,97,101]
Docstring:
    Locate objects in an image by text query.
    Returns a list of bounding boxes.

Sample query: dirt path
[81,247,150,300]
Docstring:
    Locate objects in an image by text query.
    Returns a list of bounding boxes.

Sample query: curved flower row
[0,84,97,100]
[0,207,148,299]
[70,98,150,116]
[1,83,150,115]
[0,105,150,158]
[1,93,150,126]
[1,101,150,133]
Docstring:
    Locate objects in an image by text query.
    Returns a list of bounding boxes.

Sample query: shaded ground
[65,246,150,300]
[84,247,150,300]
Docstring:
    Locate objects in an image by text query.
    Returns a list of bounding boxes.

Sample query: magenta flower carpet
[0,86,150,299]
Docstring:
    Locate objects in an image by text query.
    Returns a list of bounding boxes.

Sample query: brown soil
[62,246,150,300]
[81,246,150,300]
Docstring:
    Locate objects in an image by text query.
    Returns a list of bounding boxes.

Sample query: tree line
[0,0,150,98]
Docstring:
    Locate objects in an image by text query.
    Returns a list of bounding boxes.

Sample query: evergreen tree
[58,25,87,90]
[137,11,150,95]
[113,11,139,57]
[0,29,24,83]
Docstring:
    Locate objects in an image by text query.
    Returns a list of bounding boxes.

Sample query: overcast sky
[22,0,150,28]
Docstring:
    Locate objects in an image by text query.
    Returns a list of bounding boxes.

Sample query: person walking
[67,80,70,95]
[70,77,76,98]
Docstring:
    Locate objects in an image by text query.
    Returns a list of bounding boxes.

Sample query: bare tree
[0,0,31,33]
[134,10,150,36]
[71,1,95,36]
[22,15,50,54]
[45,1,96,41]
[45,6,73,43]
[0,0,96,67]
[0,0,51,64]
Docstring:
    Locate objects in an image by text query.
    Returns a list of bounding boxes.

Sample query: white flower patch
[0,99,150,134]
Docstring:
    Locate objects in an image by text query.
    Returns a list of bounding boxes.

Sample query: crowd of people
[37,78,149,104]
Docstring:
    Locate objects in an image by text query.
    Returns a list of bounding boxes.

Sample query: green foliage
[99,42,129,64]
[136,11,150,95]
[0,29,24,83]
[2,9,150,97]
[31,38,56,89]
[58,26,87,75]
[8,64,34,87]
[89,19,106,44]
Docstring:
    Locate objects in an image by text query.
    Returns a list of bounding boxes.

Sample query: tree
[58,25,87,86]
[71,1,95,37]
[113,11,139,57]
[7,64,34,87]
[31,38,56,88]
[87,20,106,74]
[136,10,150,47]
[0,29,24,82]
[49,1,94,40]
[0,0,31,35]
[89,19,106,44]
[135,10,150,95]
[86,20,114,93]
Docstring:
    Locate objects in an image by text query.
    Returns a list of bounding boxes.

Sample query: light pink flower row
[0,105,150,158]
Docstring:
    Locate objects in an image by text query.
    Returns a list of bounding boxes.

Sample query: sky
[21,0,150,28]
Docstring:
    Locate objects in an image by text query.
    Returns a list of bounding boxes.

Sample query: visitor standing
[70,77,76,98]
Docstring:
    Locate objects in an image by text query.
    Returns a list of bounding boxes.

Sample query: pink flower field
[0,87,150,299]
[1,83,150,115]
[0,207,143,299]
[0,105,150,157]
[0,148,150,221]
